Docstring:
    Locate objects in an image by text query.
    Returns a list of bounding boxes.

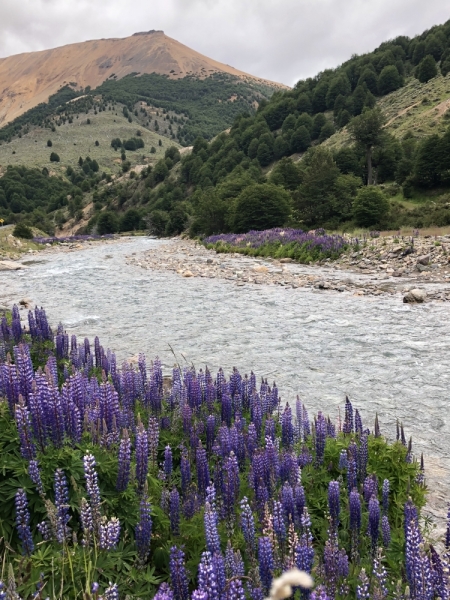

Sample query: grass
[0,225,46,258]
[324,73,450,152]
[0,107,179,177]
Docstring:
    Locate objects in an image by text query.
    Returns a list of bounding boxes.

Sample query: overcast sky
[0,0,448,86]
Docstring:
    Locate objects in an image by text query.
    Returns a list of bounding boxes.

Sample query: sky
[0,0,448,86]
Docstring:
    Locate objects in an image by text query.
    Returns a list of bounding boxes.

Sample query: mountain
[0,30,286,127]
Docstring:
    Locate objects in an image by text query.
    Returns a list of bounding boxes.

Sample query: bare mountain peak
[0,32,286,126]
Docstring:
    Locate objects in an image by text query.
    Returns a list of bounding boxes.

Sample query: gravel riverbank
[126,235,450,303]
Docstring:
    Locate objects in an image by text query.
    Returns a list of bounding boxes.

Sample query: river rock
[315,281,330,289]
[182,270,194,277]
[279,257,293,263]
[0,304,9,311]
[417,254,431,265]
[0,260,26,271]
[403,289,427,303]
[253,265,268,273]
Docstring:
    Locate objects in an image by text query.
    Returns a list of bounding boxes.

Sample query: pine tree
[416,55,438,83]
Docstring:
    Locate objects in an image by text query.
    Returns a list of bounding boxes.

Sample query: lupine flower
[80,498,93,546]
[135,424,149,491]
[273,500,286,542]
[37,520,52,541]
[99,517,120,550]
[281,404,293,448]
[258,536,274,592]
[198,551,220,600]
[154,583,174,600]
[28,459,44,495]
[368,495,380,550]
[135,495,152,562]
[382,479,389,515]
[15,489,34,555]
[164,445,173,479]
[169,488,180,536]
[102,582,119,600]
[15,398,36,460]
[240,497,256,553]
[328,480,340,528]
[338,450,348,470]
[372,549,388,598]
[347,458,357,495]
[358,433,368,481]
[204,503,221,555]
[343,396,353,434]
[226,578,246,600]
[196,444,210,497]
[381,515,391,547]
[356,568,370,600]
[116,430,131,492]
[170,547,189,600]
[83,453,101,524]
[349,489,361,532]
[315,412,327,465]
[54,469,71,543]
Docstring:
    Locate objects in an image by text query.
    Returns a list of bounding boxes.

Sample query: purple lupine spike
[273,500,286,542]
[180,447,191,496]
[281,403,293,448]
[99,517,120,550]
[116,430,131,492]
[354,409,363,435]
[192,592,208,600]
[83,452,101,525]
[265,416,275,442]
[328,480,340,528]
[430,544,449,600]
[196,444,210,498]
[349,489,361,532]
[204,502,221,555]
[80,498,93,546]
[315,412,327,465]
[374,414,381,438]
[222,451,239,526]
[136,423,149,491]
[170,546,189,600]
[226,578,245,600]
[338,449,348,470]
[382,479,389,515]
[359,433,368,482]
[381,515,391,547]
[102,582,119,600]
[54,469,71,543]
[337,548,349,578]
[15,397,36,460]
[148,416,159,466]
[135,495,152,563]
[281,481,295,526]
[247,422,257,458]
[298,445,312,468]
[37,520,51,540]
[198,551,220,600]
[211,552,226,597]
[294,484,306,527]
[368,495,380,550]
[15,488,34,556]
[258,536,274,593]
[169,488,180,536]
[206,415,216,453]
[343,396,353,434]
[164,445,173,479]
[154,583,174,600]
[240,497,256,553]
[373,550,388,598]
[356,568,370,600]
[28,459,44,495]
[347,458,357,495]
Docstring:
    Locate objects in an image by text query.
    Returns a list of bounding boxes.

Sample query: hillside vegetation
[3,20,450,238]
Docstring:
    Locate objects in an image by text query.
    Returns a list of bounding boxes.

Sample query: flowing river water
[1,237,449,536]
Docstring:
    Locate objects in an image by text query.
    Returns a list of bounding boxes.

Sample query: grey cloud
[0,0,448,85]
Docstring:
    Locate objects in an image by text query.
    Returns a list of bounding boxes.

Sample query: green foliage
[12,222,33,239]
[378,65,403,95]
[233,183,292,232]
[353,186,390,226]
[416,55,438,83]
[49,152,60,162]
[97,211,119,234]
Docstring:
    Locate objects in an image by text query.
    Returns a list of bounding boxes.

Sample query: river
[1,237,449,535]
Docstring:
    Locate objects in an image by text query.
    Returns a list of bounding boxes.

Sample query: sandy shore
[127,236,450,303]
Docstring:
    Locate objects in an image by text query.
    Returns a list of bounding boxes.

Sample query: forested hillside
[2,19,450,237]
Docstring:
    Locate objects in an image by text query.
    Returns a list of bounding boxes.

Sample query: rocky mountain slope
[0,30,285,126]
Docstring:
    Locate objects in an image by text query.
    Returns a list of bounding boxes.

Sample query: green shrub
[12,222,33,239]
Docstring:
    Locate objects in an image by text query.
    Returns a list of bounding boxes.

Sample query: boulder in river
[417,254,431,266]
[403,289,427,303]
[0,260,26,271]
[182,270,194,277]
